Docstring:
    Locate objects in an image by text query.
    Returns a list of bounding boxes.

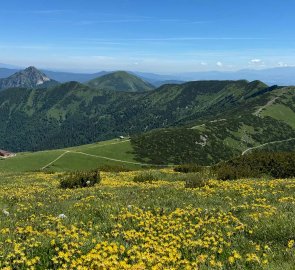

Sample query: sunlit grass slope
[0,139,140,172]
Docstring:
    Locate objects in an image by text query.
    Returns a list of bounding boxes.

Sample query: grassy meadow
[0,169,295,269]
[0,139,141,173]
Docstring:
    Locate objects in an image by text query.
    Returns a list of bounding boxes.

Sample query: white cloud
[200,61,208,66]
[216,61,223,67]
[250,59,262,64]
[278,61,288,67]
[248,59,266,68]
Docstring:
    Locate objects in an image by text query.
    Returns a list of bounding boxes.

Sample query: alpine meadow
[1,0,295,269]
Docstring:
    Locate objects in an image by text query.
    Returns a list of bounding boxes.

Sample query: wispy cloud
[82,37,268,42]
[0,42,124,52]
[0,9,73,15]
[278,61,289,67]
[75,19,151,25]
[249,58,265,67]
[250,59,262,63]
[73,17,211,25]
[190,21,211,24]
[248,58,266,68]
[29,10,71,14]
[0,43,52,50]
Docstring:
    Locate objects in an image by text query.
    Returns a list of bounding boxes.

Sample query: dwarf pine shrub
[215,151,295,180]
[174,164,204,173]
[60,169,101,189]
[184,173,209,188]
[133,171,157,183]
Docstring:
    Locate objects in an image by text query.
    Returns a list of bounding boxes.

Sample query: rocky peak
[20,66,51,84]
[0,66,57,90]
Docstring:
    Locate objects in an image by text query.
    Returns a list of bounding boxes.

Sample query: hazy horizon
[2,63,295,76]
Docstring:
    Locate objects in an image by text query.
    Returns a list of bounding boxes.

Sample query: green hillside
[131,86,295,165]
[0,139,144,172]
[259,87,295,128]
[1,79,265,152]
[131,116,295,165]
[86,71,155,92]
[0,79,295,165]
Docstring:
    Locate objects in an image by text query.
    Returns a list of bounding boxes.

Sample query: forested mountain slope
[87,71,155,92]
[0,79,294,164]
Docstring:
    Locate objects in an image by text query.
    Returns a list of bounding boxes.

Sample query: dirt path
[242,137,295,155]
[41,140,131,169]
[40,147,172,170]
[41,151,70,170]
[191,119,226,129]
[254,97,279,117]
[71,151,171,167]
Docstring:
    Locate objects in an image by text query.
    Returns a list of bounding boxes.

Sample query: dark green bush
[60,169,101,189]
[174,164,205,173]
[214,163,236,181]
[133,171,157,183]
[97,164,132,172]
[184,173,208,188]
[215,151,295,180]
[215,163,256,180]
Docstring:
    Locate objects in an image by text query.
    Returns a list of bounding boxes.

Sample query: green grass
[0,150,64,172]
[262,103,295,129]
[0,139,141,172]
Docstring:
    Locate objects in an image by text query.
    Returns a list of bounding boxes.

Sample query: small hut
[0,150,16,158]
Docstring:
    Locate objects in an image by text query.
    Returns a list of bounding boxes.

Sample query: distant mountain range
[0,66,109,83]
[0,67,155,92]
[1,64,295,85]
[0,63,21,69]
[172,67,295,86]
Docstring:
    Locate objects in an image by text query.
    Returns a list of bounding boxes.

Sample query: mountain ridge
[0,66,59,90]
[0,78,293,157]
[86,71,155,92]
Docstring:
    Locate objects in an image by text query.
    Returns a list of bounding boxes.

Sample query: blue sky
[1,0,295,73]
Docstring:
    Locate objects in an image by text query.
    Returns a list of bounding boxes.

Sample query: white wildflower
[58,214,67,219]
[2,209,9,216]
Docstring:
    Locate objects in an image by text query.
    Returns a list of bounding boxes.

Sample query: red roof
[0,150,14,156]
